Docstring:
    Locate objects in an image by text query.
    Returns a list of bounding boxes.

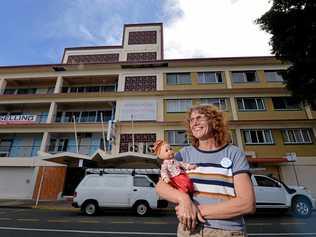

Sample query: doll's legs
[170,173,194,194]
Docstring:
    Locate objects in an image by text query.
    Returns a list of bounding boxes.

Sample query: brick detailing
[32,167,67,201]
[128,31,157,45]
[124,76,157,91]
[120,133,156,153]
[126,52,157,62]
[66,54,119,64]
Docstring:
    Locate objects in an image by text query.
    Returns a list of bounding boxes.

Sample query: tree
[256,0,316,104]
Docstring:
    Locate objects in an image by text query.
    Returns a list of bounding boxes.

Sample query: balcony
[54,102,115,124]
[1,77,56,96]
[0,133,42,157]
[47,133,108,156]
[61,75,118,95]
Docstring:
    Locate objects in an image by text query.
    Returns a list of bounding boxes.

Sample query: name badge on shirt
[220,157,232,168]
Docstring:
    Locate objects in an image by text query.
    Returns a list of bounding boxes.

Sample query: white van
[72,173,167,216]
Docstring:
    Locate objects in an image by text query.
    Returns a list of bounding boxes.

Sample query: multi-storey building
[0,23,315,200]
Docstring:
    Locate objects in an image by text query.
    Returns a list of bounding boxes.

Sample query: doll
[153,140,195,194]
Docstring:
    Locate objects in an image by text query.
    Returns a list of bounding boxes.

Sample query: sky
[0,0,273,66]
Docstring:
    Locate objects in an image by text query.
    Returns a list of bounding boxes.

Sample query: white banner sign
[119,100,157,121]
[0,115,37,124]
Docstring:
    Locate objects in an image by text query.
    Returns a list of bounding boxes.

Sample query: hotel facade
[0,23,315,200]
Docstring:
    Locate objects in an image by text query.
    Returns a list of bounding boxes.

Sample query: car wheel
[81,201,99,216]
[292,197,312,218]
[134,201,150,216]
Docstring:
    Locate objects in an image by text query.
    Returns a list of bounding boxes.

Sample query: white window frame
[243,129,274,145]
[265,70,284,82]
[231,71,258,83]
[166,73,191,85]
[237,98,265,111]
[167,99,192,113]
[200,98,227,111]
[197,72,223,84]
[167,130,189,146]
[282,129,313,144]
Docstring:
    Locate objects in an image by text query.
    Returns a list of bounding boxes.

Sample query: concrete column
[229,96,238,120]
[117,74,125,92]
[157,98,164,122]
[224,71,232,89]
[54,76,63,93]
[304,104,313,119]
[156,73,164,91]
[0,78,7,94]
[235,128,243,149]
[40,132,50,152]
[312,128,316,140]
[47,102,57,123]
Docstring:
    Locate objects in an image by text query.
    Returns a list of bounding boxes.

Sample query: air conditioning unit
[128,143,139,153]
[143,142,154,154]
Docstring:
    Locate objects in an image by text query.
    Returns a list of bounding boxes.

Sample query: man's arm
[198,173,256,219]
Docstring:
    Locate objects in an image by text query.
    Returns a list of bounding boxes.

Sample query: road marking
[78,220,100,224]
[0,226,176,235]
[247,223,273,226]
[0,218,11,221]
[48,220,71,223]
[143,221,168,224]
[249,234,316,236]
[111,221,134,224]
[280,222,306,225]
[16,219,39,222]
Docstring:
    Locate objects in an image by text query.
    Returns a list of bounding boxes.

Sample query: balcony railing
[47,144,103,155]
[0,145,40,157]
[1,88,54,95]
[61,85,117,94]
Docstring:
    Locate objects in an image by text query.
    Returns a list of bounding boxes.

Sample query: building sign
[0,115,37,124]
[119,100,157,121]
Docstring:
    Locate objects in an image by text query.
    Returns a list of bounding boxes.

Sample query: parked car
[252,174,316,218]
[72,173,168,216]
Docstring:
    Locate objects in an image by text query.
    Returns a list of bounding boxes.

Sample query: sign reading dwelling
[0,115,37,124]
[119,100,156,121]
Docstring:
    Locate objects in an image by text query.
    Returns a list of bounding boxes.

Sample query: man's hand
[175,196,205,231]
[187,164,197,170]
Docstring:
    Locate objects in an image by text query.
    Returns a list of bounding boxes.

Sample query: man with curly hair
[156,105,255,237]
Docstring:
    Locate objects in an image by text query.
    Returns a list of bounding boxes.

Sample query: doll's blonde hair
[152,140,166,155]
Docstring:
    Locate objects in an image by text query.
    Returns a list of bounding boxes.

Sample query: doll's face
[158,143,174,160]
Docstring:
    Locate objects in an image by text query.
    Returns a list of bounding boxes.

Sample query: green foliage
[256,0,316,103]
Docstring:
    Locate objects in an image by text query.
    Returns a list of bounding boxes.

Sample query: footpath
[0,199,75,211]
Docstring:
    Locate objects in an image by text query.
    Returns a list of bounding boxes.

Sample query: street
[0,208,315,236]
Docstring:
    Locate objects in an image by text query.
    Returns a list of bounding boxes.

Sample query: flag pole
[100,112,107,152]
[73,115,79,153]
[131,114,134,152]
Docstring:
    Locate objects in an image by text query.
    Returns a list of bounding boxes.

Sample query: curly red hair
[184,105,230,148]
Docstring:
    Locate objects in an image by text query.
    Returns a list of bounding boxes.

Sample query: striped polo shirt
[175,144,250,231]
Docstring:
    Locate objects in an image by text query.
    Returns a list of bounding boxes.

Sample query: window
[167,130,188,145]
[134,176,152,187]
[198,72,223,84]
[237,98,265,111]
[231,71,257,83]
[255,176,280,187]
[167,99,192,112]
[265,70,284,82]
[243,129,274,144]
[200,98,227,111]
[282,129,313,144]
[166,73,191,85]
[272,97,301,110]
[48,138,68,153]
